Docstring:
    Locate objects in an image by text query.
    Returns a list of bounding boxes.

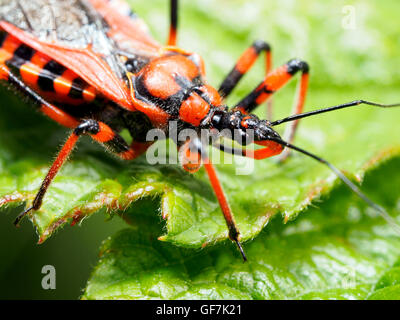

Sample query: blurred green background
[1,0,400,299]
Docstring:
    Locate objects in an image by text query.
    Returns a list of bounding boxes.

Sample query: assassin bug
[0,0,399,261]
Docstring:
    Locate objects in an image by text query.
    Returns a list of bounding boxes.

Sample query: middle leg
[233,59,310,159]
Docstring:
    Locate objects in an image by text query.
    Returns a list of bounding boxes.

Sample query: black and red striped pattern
[0,31,98,106]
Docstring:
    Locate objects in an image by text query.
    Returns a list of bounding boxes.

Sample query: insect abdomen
[0,31,98,106]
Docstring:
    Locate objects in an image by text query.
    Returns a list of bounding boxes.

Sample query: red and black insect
[0,0,399,261]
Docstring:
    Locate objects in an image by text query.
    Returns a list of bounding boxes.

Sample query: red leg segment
[178,139,202,173]
[14,131,80,226]
[167,0,178,46]
[218,40,272,100]
[215,140,284,161]
[14,119,150,226]
[234,59,309,114]
[203,161,247,261]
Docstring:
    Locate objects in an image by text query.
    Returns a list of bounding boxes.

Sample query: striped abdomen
[0,31,98,106]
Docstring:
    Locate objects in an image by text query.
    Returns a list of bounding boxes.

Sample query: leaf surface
[83,158,400,300]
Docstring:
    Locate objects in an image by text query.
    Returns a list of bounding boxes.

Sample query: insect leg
[116,141,153,160]
[218,40,272,100]
[13,119,147,226]
[278,69,309,161]
[213,140,284,160]
[233,59,309,159]
[179,139,247,261]
[0,63,79,128]
[213,139,400,234]
[234,59,309,114]
[271,99,400,161]
[270,100,400,126]
[270,137,400,234]
[203,159,247,261]
[167,0,179,46]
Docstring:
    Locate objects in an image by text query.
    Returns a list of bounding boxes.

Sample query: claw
[14,206,34,227]
[235,239,248,262]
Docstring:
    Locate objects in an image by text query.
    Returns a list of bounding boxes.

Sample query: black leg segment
[219,40,272,99]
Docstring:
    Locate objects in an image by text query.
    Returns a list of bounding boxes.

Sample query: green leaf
[83,158,400,300]
[1,0,400,248]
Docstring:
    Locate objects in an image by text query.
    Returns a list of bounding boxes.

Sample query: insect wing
[87,0,161,56]
[0,0,161,110]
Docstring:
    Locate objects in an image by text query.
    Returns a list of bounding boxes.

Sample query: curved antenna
[268,137,400,234]
[270,100,400,126]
